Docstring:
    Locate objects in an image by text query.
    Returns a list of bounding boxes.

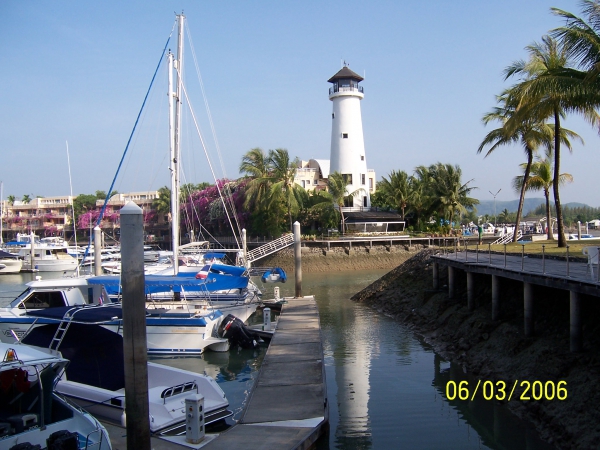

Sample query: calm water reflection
[271,270,555,450]
[0,270,555,448]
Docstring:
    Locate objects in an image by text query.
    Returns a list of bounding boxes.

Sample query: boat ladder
[246,233,294,263]
[491,229,523,245]
[49,307,81,351]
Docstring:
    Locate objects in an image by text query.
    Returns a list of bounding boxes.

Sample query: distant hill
[473,199,592,216]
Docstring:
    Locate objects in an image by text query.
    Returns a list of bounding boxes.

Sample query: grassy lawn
[477,239,600,258]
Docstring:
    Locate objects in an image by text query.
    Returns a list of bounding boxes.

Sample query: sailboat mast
[168,14,185,275]
[168,49,178,273]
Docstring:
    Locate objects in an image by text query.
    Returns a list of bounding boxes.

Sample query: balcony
[329,84,364,96]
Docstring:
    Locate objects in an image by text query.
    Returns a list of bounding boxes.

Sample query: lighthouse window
[332,113,335,119]
[361,174,366,185]
[342,133,348,139]
[360,155,364,161]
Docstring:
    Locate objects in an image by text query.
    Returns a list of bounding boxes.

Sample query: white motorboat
[0,250,22,274]
[20,321,232,434]
[0,341,112,449]
[3,234,77,272]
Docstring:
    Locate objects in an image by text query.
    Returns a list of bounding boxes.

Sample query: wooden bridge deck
[433,250,600,297]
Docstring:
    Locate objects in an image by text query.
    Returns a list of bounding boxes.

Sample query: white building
[328,65,371,208]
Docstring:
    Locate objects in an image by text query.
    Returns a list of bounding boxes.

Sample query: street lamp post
[489,189,501,226]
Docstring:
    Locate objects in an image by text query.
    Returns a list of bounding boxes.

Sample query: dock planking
[200,295,328,450]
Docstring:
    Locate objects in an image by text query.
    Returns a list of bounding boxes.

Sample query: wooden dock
[432,248,600,352]
[103,295,328,449]
[200,295,328,449]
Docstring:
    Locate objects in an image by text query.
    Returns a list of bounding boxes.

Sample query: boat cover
[175,263,246,278]
[87,272,249,295]
[26,305,123,322]
[0,250,19,258]
[23,322,126,391]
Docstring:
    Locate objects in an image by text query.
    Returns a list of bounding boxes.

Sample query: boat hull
[0,258,22,274]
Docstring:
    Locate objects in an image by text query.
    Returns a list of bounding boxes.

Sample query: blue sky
[2,0,599,207]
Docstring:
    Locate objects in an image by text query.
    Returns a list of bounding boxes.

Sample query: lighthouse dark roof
[327,66,364,83]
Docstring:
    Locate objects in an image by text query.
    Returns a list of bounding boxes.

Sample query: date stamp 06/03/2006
[445,380,568,402]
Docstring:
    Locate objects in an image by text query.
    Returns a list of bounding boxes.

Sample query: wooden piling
[570,291,582,352]
[120,201,150,450]
[524,282,534,338]
[492,275,500,321]
[294,221,302,298]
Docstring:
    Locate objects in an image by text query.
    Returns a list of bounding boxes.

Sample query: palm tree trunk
[544,188,553,240]
[512,148,533,243]
[553,109,566,247]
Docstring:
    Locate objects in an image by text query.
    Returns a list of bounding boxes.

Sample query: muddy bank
[257,245,420,273]
[351,249,600,449]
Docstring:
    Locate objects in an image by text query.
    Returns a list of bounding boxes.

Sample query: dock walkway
[201,295,328,449]
[103,295,328,449]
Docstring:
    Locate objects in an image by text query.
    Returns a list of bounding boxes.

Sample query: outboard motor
[218,314,260,349]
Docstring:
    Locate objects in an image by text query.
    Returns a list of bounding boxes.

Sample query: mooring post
[93,226,102,276]
[566,245,570,277]
[467,271,475,311]
[570,291,582,352]
[120,201,150,450]
[542,245,546,274]
[492,275,500,321]
[524,282,534,338]
[488,243,491,265]
[242,228,248,268]
[433,262,439,289]
[294,221,302,298]
[448,265,455,299]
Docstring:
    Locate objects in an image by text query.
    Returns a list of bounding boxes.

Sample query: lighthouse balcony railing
[329,85,364,95]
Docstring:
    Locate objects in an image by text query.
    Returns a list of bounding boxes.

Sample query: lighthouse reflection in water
[273,270,555,450]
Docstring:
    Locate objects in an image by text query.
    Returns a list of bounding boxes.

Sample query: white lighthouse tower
[328,65,370,208]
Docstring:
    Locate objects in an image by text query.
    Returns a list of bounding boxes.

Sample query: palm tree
[505,35,599,246]
[479,94,555,242]
[427,163,478,227]
[266,149,306,231]
[153,186,171,217]
[21,194,31,204]
[377,170,411,220]
[240,148,272,212]
[7,195,15,206]
[327,171,364,233]
[513,147,573,240]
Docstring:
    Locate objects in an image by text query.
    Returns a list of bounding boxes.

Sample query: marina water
[0,270,554,449]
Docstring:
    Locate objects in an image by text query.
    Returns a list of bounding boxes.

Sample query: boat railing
[160,381,198,403]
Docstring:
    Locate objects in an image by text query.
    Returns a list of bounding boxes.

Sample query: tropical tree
[266,148,306,231]
[479,94,554,242]
[427,163,478,226]
[513,147,573,240]
[504,35,600,246]
[21,194,31,204]
[153,186,171,217]
[7,195,15,205]
[326,171,365,233]
[377,170,411,220]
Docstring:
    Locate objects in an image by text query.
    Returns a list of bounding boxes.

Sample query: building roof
[327,66,364,83]
[309,159,330,178]
[344,210,404,223]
